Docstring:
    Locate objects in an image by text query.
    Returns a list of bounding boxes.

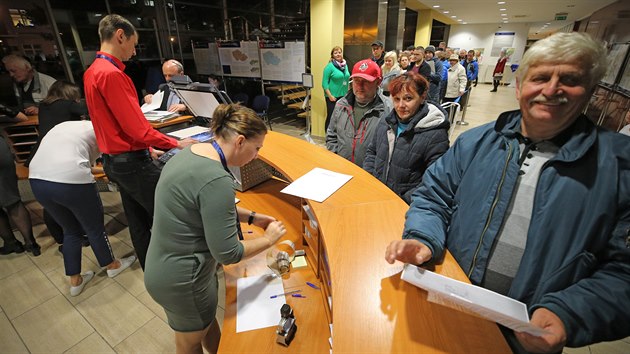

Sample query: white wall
[447,23,530,83]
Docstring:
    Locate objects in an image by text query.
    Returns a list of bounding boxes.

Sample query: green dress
[144,147,244,332]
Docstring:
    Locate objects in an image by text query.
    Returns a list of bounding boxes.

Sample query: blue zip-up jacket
[403,110,630,347]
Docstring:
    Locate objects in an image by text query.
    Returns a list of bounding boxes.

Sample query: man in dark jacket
[385,32,630,353]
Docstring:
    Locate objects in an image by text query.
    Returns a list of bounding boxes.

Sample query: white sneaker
[107,255,136,278]
[70,271,95,297]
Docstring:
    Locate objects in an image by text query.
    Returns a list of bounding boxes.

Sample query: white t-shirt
[619,124,630,136]
[29,121,100,184]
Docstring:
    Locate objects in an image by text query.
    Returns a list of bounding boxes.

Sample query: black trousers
[103,150,161,270]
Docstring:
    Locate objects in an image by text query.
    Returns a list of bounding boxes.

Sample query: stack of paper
[144,110,179,122]
[400,264,549,337]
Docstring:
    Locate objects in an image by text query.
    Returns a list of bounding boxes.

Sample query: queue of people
[0,14,629,354]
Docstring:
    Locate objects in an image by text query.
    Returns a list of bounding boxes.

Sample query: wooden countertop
[221,132,511,353]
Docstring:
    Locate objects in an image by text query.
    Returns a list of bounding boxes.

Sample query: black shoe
[24,243,41,257]
[490,89,497,92]
[81,237,90,247]
[0,240,25,255]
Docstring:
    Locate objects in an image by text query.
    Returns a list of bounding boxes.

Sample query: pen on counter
[306,282,320,289]
[270,289,301,299]
[292,294,307,298]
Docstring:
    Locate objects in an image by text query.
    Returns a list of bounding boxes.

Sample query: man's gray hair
[516,32,607,90]
[2,54,32,70]
[165,59,184,73]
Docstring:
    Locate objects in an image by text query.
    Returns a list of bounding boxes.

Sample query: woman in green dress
[145,103,286,354]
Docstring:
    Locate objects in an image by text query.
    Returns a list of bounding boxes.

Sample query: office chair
[233,92,249,107]
[252,95,272,130]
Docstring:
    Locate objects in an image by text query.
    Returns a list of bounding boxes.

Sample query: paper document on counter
[401,264,549,337]
[141,90,164,113]
[280,167,352,202]
[236,273,285,333]
[168,126,210,139]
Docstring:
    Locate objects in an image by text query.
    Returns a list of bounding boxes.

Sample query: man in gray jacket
[386,32,630,353]
[326,59,392,166]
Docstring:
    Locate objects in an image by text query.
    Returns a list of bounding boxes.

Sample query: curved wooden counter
[221,132,510,353]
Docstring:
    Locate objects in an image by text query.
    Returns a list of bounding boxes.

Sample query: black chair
[233,92,249,107]
[252,95,272,130]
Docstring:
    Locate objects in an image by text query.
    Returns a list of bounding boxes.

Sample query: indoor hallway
[1,83,629,354]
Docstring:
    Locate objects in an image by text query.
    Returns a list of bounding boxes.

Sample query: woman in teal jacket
[322,46,350,131]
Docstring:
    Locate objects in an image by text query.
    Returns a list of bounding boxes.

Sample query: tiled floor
[1,83,628,353]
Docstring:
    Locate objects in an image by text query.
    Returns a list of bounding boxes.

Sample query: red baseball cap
[350,59,382,82]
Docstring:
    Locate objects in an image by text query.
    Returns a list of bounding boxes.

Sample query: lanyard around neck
[211,140,243,240]
[95,54,119,69]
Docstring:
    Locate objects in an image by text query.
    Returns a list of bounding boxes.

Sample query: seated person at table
[0,103,28,123]
[142,59,187,112]
[2,54,56,116]
[385,32,630,353]
[144,103,287,354]
[364,71,449,204]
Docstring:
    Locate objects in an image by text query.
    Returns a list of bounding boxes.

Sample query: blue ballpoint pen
[270,289,301,299]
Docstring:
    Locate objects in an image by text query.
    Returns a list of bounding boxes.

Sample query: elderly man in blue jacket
[386,32,630,353]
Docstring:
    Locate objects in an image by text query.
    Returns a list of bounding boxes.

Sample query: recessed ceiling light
[498,1,506,4]
[463,22,468,24]
[451,15,457,18]
[457,19,463,22]
[545,22,551,25]
[443,11,450,14]
[500,8,506,11]
[433,5,440,8]
[501,14,507,16]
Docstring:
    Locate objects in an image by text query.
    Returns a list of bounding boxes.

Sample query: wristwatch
[248,211,256,225]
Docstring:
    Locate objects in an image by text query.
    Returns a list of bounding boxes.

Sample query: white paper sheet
[167,126,210,139]
[141,90,164,113]
[280,168,352,203]
[236,273,285,333]
[400,264,549,337]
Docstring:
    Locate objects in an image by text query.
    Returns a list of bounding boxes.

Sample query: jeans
[30,179,115,275]
[102,150,161,269]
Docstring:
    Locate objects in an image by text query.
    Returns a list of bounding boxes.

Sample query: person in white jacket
[443,54,467,103]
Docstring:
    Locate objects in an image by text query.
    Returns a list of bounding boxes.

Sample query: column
[310,0,345,138]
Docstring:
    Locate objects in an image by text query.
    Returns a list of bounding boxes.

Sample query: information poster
[601,43,629,86]
[218,41,261,78]
[260,41,306,82]
[491,32,515,56]
[193,42,222,76]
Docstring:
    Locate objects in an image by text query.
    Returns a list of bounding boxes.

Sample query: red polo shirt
[84,52,177,154]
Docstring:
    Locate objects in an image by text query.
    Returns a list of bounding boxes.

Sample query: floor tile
[75,282,154,347]
[563,345,591,354]
[589,340,630,354]
[0,265,59,319]
[64,332,116,354]
[112,261,145,296]
[12,295,93,353]
[0,251,34,280]
[45,257,116,305]
[136,291,168,323]
[0,310,28,353]
[113,317,176,354]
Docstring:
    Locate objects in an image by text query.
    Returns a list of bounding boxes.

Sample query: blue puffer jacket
[363,102,449,204]
[403,110,630,347]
